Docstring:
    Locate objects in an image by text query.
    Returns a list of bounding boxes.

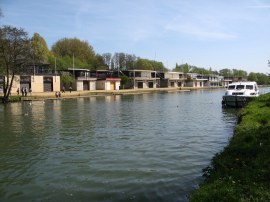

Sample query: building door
[110,82,115,90]
[148,81,154,88]
[43,77,53,92]
[138,82,143,88]
[83,81,89,90]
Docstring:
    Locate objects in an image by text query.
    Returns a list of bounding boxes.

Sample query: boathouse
[158,72,186,88]
[67,68,97,91]
[186,73,208,87]
[94,70,121,90]
[122,70,159,89]
[0,62,60,94]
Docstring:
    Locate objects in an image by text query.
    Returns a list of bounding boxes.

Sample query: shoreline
[1,86,225,102]
[189,92,270,201]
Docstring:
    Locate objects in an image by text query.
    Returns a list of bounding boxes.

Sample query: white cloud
[165,14,237,40]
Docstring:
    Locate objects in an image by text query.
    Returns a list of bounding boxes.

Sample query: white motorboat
[222,81,259,107]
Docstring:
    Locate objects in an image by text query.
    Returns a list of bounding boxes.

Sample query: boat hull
[222,95,256,108]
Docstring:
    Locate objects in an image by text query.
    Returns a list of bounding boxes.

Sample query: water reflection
[0,89,238,202]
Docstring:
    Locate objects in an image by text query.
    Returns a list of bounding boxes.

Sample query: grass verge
[189,93,270,202]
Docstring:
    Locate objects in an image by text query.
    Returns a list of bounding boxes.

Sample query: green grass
[189,93,270,202]
[1,95,22,103]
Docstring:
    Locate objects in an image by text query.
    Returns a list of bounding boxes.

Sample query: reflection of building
[158,72,187,88]
[122,70,159,89]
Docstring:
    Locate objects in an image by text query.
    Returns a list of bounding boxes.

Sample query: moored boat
[222,81,259,107]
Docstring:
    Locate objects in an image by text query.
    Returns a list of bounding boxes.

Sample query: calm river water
[0,89,239,202]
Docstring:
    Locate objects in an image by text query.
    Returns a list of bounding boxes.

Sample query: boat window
[228,85,235,90]
[236,85,245,90]
[246,85,253,90]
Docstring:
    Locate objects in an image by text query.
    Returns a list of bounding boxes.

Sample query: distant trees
[102,53,112,69]
[104,52,167,71]
[173,63,187,73]
[219,68,232,77]
[0,25,30,103]
[51,38,97,70]
[248,72,270,85]
[247,72,258,82]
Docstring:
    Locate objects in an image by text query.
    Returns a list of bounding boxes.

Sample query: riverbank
[1,86,224,102]
[189,93,270,201]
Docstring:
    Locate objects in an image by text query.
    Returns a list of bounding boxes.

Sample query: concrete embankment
[189,93,270,201]
[17,86,224,101]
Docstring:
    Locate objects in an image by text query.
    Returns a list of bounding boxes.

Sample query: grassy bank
[190,93,270,201]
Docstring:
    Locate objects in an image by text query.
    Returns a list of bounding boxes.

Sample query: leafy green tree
[173,63,191,73]
[173,63,182,72]
[125,54,137,70]
[136,58,154,70]
[51,38,96,69]
[134,58,167,71]
[30,33,51,63]
[219,68,232,77]
[0,25,30,103]
[232,69,247,77]
[191,66,210,75]
[92,54,107,70]
[247,72,258,82]
[120,75,129,89]
[256,73,270,85]
[60,72,75,86]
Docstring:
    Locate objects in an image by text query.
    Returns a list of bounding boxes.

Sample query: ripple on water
[0,90,238,202]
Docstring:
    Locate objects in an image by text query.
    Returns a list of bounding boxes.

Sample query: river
[0,89,241,201]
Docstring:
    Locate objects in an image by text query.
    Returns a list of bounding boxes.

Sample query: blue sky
[1,0,270,73]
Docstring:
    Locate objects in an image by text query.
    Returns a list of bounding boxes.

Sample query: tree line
[1,22,270,102]
[173,64,270,85]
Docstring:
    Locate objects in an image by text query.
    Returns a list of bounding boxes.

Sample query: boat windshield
[236,85,245,90]
[246,85,254,90]
[228,85,235,90]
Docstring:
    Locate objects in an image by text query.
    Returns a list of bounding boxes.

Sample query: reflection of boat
[222,81,259,107]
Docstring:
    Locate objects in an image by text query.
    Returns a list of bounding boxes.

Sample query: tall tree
[0,25,30,103]
[51,38,96,69]
[175,63,191,73]
[112,52,126,70]
[136,58,153,70]
[93,54,107,70]
[125,54,137,70]
[30,32,51,63]
[102,53,112,69]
